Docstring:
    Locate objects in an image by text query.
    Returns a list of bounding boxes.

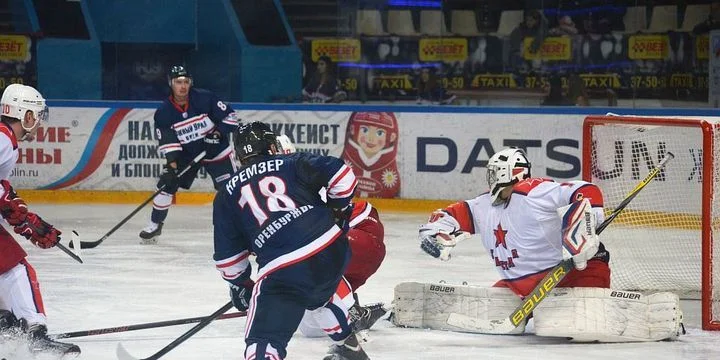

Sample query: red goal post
[582,115,720,331]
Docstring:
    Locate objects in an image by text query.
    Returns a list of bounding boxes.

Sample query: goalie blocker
[392,282,683,342]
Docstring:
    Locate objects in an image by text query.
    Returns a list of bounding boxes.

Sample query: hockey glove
[204,130,223,157]
[229,281,254,312]
[0,180,28,226]
[420,231,468,261]
[419,210,467,261]
[333,204,353,234]
[158,164,178,189]
[14,213,61,249]
[558,198,599,271]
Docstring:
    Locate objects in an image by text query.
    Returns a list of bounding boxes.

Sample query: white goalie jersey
[427,178,606,296]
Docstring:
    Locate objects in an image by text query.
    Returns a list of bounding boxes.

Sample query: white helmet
[276,134,296,154]
[1,84,48,136]
[486,148,531,205]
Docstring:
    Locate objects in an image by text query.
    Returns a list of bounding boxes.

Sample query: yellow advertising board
[471,74,518,88]
[0,35,29,61]
[628,35,668,60]
[311,38,361,62]
[419,38,468,62]
[523,37,571,60]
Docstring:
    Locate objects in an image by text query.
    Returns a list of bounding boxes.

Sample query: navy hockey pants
[243,236,351,360]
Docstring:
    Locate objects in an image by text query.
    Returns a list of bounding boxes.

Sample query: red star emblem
[494,223,508,249]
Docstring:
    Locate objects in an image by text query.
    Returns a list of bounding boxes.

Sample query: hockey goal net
[583,115,720,330]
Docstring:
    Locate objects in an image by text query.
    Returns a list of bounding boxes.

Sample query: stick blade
[70,231,83,261]
[446,313,520,335]
[116,343,142,360]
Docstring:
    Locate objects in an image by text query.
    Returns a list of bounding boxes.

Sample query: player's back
[214,152,348,279]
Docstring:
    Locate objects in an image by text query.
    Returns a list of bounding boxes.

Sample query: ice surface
[2,204,718,360]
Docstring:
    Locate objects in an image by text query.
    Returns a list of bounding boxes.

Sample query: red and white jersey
[443,178,605,283]
[0,122,18,181]
[0,121,25,274]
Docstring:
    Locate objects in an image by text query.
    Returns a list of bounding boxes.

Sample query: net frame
[583,115,719,331]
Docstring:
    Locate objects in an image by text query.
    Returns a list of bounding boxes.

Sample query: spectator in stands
[415,67,456,105]
[549,15,578,36]
[693,2,720,35]
[574,3,625,34]
[567,73,589,106]
[508,10,548,68]
[541,74,574,106]
[302,55,347,103]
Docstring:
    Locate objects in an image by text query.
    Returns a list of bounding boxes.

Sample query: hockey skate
[139,221,163,244]
[350,303,388,332]
[0,309,19,342]
[21,320,80,357]
[323,333,369,360]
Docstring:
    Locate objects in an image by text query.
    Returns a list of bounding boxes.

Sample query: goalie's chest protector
[469,180,566,281]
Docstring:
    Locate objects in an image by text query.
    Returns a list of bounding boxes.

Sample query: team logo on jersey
[491,222,520,270]
[493,224,508,249]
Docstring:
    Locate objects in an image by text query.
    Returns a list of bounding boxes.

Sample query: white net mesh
[585,116,719,328]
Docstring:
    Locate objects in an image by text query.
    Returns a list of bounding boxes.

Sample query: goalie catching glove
[558,198,599,271]
[0,180,60,249]
[419,210,470,261]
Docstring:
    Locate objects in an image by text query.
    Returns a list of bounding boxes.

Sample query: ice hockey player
[394,147,683,342]
[0,84,80,356]
[139,65,241,244]
[213,122,370,360]
[275,135,388,337]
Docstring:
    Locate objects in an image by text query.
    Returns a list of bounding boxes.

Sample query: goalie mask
[486,148,531,205]
[0,84,49,141]
[234,121,278,162]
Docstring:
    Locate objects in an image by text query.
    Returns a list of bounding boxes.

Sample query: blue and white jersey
[213,152,357,285]
[154,87,240,163]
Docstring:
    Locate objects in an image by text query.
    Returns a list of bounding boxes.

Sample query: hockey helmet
[234,121,278,162]
[0,84,48,137]
[167,65,192,86]
[486,147,531,205]
[276,134,297,154]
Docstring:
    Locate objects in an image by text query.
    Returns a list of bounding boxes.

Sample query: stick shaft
[53,311,245,339]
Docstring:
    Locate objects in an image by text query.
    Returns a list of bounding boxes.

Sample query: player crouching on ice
[274,135,389,340]
[392,147,683,342]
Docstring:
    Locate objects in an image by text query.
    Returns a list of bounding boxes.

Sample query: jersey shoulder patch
[512,178,554,196]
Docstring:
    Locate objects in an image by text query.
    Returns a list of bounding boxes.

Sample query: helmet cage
[487,148,531,204]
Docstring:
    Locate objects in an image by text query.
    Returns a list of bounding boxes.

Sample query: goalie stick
[447,151,675,334]
[75,151,206,249]
[116,301,233,360]
[53,310,245,339]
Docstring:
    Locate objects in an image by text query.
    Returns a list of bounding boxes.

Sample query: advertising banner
[236,110,585,200]
[627,34,669,60]
[418,38,468,62]
[12,107,215,192]
[522,36,571,60]
[310,38,362,62]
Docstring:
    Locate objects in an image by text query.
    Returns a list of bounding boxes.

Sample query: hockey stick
[53,310,245,339]
[55,230,83,263]
[447,151,675,334]
[75,151,207,249]
[116,301,233,360]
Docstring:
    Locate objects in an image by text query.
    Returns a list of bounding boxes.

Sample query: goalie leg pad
[533,287,683,342]
[392,282,524,334]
